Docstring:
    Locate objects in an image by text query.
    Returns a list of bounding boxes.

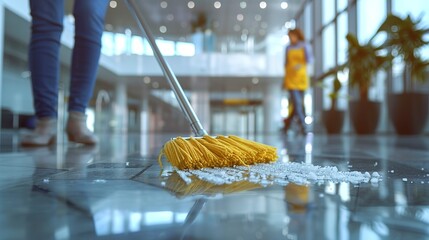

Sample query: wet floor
[0,131,428,239]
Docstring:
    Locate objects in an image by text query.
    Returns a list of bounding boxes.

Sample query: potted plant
[317,68,346,134]
[375,14,429,135]
[346,33,391,134]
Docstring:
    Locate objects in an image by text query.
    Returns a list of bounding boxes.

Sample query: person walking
[282,28,313,135]
[21,0,110,146]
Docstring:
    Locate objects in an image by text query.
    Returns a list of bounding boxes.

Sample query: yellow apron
[283,47,308,90]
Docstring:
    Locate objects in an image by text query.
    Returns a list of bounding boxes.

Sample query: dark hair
[288,28,305,41]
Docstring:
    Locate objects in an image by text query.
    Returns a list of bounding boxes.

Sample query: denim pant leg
[68,0,109,113]
[290,90,306,127]
[29,0,64,118]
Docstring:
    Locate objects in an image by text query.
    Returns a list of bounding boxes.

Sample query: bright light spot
[240,1,247,9]
[337,69,349,83]
[305,143,312,153]
[187,1,195,9]
[305,116,313,125]
[109,0,117,8]
[160,1,168,8]
[214,1,221,8]
[281,96,289,118]
[251,77,259,84]
[85,109,95,132]
[159,26,167,33]
[281,2,288,9]
[237,14,244,21]
[259,1,267,9]
[241,34,247,41]
[143,77,151,84]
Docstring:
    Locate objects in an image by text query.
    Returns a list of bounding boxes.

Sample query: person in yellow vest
[283,28,313,135]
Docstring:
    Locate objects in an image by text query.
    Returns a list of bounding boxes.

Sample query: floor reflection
[0,132,428,239]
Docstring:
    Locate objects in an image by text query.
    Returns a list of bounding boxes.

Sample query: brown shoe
[66,111,98,145]
[21,118,57,147]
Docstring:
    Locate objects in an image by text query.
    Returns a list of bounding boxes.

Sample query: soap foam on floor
[176,161,382,186]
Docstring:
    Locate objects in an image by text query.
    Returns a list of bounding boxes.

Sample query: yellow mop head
[158,135,278,170]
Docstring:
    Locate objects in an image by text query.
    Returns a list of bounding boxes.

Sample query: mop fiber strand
[159,135,278,170]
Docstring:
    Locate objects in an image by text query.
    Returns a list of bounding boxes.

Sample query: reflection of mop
[166,172,261,198]
[125,0,277,170]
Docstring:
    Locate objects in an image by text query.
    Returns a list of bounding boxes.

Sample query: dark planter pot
[388,93,429,135]
[323,110,345,134]
[349,100,381,134]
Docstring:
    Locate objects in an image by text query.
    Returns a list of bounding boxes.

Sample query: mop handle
[126,0,208,137]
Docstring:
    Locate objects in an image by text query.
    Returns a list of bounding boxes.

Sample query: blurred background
[0,0,428,137]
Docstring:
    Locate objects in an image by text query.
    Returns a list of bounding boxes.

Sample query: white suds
[176,161,382,186]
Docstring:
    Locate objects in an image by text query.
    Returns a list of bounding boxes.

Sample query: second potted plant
[375,14,429,135]
[346,33,390,134]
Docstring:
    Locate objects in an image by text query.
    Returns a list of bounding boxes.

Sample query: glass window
[131,36,144,55]
[323,0,336,25]
[323,23,336,71]
[156,39,175,56]
[101,32,115,56]
[114,33,127,55]
[337,12,348,64]
[176,42,196,56]
[337,0,348,12]
[304,3,313,40]
[357,0,387,43]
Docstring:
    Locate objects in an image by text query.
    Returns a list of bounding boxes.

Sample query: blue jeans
[29,0,109,118]
[283,90,306,130]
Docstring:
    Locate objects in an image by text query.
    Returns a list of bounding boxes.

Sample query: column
[0,3,4,128]
[113,82,128,133]
[140,88,149,155]
[190,77,210,133]
[263,79,282,133]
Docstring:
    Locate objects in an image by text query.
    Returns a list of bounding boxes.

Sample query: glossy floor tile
[0,131,429,240]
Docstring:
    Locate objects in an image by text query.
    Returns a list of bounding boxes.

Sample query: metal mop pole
[125,0,208,137]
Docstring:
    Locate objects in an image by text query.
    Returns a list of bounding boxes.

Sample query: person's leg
[22,0,64,146]
[28,0,64,119]
[283,92,297,133]
[291,90,307,134]
[66,0,109,145]
[68,0,109,113]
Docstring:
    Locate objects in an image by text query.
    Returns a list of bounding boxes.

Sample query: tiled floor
[1,131,429,239]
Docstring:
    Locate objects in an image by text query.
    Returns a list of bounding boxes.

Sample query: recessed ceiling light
[152,82,159,88]
[160,26,167,33]
[214,1,221,9]
[259,1,267,9]
[281,2,288,9]
[254,14,262,21]
[237,14,244,21]
[252,77,259,84]
[167,14,174,21]
[240,1,247,9]
[188,1,195,9]
[160,1,167,8]
[109,0,117,8]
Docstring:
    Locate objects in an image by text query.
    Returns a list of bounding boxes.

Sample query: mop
[126,0,278,170]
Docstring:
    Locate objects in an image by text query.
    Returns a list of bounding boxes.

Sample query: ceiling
[67,0,303,41]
